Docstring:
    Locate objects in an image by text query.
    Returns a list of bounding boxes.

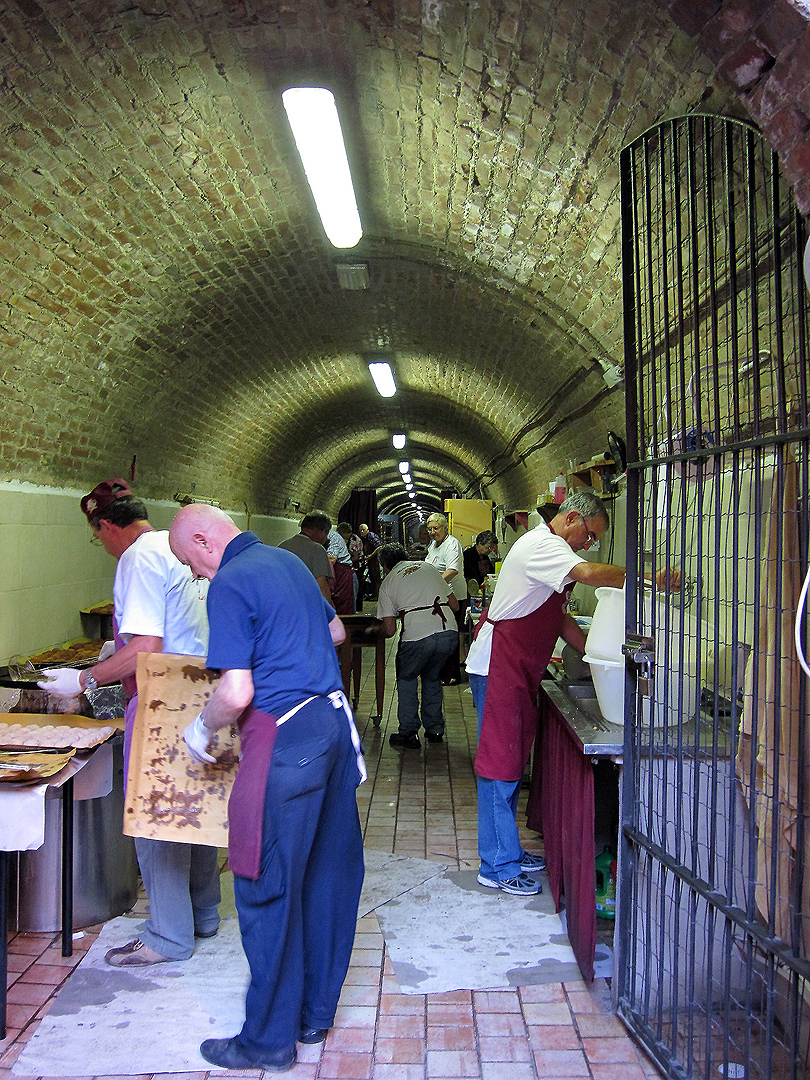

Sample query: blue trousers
[395,630,459,736]
[233,697,365,1061]
[134,837,221,959]
[470,672,525,882]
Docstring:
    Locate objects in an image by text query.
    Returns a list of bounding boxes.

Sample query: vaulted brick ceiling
[0,0,785,521]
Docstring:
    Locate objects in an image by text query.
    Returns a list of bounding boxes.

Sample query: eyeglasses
[578,516,599,548]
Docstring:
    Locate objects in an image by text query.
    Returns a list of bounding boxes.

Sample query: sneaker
[425,731,444,743]
[519,851,547,873]
[389,732,421,749]
[477,872,542,895]
[104,939,172,967]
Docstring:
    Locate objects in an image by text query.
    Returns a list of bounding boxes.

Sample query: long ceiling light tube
[282,87,363,249]
[368,361,397,397]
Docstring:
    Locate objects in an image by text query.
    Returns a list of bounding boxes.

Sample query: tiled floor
[1,636,663,1079]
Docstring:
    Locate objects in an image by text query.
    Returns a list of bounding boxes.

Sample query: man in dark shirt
[169,504,366,1073]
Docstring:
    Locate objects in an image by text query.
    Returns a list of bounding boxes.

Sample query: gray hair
[301,510,332,532]
[559,491,610,529]
[475,530,497,546]
[427,512,447,526]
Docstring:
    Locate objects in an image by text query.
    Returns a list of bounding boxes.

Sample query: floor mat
[12,850,446,1076]
[375,869,580,993]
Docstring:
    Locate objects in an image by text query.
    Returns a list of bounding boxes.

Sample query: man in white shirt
[40,478,219,964]
[466,491,679,895]
[424,512,465,683]
[377,544,459,749]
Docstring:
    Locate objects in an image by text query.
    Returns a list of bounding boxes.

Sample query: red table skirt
[527,691,597,981]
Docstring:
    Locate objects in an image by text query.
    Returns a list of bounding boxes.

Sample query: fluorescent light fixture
[335,261,369,289]
[392,433,406,450]
[282,87,362,249]
[398,461,410,474]
[368,361,396,397]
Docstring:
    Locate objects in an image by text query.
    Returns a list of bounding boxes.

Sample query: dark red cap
[80,478,133,523]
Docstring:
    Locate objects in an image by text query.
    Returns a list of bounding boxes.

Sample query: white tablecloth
[0,741,113,851]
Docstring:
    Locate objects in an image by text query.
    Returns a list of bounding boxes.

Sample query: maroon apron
[473,584,572,782]
[227,703,278,880]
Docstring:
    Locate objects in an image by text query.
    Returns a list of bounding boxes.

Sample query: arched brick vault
[0,0,808,520]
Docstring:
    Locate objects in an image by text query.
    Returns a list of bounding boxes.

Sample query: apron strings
[273,692,367,785]
[327,689,367,783]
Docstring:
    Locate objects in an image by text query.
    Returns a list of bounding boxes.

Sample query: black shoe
[389,732,421,749]
[425,731,444,743]
[298,1027,329,1044]
[194,926,219,939]
[200,1037,296,1073]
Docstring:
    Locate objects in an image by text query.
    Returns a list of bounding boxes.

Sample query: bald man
[168,505,365,1074]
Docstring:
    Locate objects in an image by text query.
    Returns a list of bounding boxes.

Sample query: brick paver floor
[1,635,662,1080]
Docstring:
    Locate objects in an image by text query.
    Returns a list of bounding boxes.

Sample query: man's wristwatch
[83,669,99,695]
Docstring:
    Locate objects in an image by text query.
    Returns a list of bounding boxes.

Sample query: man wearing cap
[38,479,220,966]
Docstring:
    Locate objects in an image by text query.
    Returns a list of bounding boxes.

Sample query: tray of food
[8,638,106,678]
[0,714,121,751]
[0,748,76,783]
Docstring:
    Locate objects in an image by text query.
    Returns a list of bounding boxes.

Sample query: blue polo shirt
[206,531,343,717]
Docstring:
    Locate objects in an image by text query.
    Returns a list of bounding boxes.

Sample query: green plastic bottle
[595,848,616,919]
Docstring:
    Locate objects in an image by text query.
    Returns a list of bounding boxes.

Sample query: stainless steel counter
[541,668,736,760]
[541,677,624,757]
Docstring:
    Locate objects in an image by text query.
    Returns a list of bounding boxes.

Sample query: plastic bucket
[583,654,625,725]
[586,587,625,662]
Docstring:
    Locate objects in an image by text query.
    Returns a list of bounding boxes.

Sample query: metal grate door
[619,114,810,1079]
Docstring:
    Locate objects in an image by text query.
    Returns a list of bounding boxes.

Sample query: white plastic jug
[586,586,625,662]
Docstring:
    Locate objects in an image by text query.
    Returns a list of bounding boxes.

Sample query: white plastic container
[583,655,625,725]
[586,586,625,662]
[641,593,702,727]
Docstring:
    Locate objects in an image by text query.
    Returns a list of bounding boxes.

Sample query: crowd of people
[37,478,679,1072]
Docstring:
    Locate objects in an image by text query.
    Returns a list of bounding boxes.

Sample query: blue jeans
[470,672,525,882]
[395,630,459,736]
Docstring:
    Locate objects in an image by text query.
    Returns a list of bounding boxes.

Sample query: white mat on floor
[375,869,581,993]
[12,850,446,1077]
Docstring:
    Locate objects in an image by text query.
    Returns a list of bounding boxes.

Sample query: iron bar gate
[619,114,810,1079]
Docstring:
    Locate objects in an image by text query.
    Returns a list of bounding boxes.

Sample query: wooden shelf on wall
[568,455,619,498]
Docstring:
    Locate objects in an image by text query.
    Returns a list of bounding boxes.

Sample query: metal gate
[619,115,810,1078]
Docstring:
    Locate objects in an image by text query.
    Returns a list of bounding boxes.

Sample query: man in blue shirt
[169,504,366,1074]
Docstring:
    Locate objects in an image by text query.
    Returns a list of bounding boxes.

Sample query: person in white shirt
[466,491,679,895]
[377,544,459,749]
[39,478,219,964]
[424,512,465,684]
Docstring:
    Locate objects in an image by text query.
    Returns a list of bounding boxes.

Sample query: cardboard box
[124,653,239,848]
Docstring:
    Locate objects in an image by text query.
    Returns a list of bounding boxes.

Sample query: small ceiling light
[335,261,369,289]
[282,87,363,249]
[368,361,396,397]
[398,461,410,474]
[392,433,406,450]
[402,473,412,484]
[405,481,413,490]
[409,492,416,499]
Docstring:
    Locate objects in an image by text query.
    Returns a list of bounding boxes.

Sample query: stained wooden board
[124,653,239,847]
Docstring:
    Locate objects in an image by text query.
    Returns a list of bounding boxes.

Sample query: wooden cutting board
[124,653,239,848]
